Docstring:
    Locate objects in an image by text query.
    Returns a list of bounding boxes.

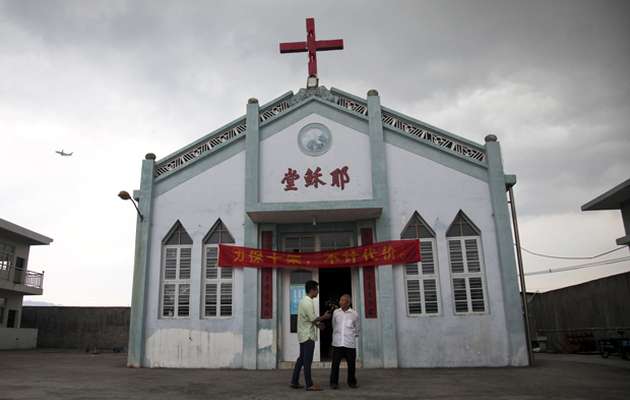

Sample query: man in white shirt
[329,294,360,389]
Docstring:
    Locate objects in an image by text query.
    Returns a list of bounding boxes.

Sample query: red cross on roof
[279,17,344,78]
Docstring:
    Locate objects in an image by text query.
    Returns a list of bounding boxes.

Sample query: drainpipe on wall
[508,186,534,366]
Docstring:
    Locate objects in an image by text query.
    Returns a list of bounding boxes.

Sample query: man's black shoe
[349,383,359,389]
[330,384,339,390]
[289,383,304,389]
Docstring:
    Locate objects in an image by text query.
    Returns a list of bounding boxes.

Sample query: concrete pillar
[485,135,528,366]
[127,153,156,367]
[243,98,260,369]
[257,224,278,369]
[367,90,399,368]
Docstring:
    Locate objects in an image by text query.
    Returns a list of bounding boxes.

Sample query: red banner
[218,240,420,269]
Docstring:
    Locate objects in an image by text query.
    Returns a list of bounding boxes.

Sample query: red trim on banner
[260,231,273,319]
[218,239,420,269]
[361,228,378,319]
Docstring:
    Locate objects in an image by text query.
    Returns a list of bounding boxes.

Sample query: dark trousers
[291,340,315,388]
[330,346,357,385]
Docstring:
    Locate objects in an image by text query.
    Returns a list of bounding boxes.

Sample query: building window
[202,219,235,318]
[0,297,5,326]
[401,212,440,316]
[7,309,18,328]
[0,243,15,273]
[160,221,193,318]
[446,211,487,314]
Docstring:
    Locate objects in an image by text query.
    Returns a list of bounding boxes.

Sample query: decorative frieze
[154,87,486,178]
[154,120,247,177]
[381,111,486,162]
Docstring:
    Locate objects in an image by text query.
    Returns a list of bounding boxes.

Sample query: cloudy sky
[2,0,629,306]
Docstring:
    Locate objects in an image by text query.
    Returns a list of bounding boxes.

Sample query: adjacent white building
[0,218,50,349]
[127,85,528,369]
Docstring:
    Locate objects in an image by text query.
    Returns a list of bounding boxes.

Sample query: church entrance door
[280,232,354,363]
[318,267,352,361]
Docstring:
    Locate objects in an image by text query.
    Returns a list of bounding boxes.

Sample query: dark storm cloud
[3,0,629,212]
[1,0,629,302]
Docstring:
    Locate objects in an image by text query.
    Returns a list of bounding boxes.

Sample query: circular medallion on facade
[297,123,332,156]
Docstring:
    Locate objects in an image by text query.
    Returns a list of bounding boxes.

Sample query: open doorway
[279,230,355,363]
[318,267,352,361]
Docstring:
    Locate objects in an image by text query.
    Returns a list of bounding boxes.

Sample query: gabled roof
[0,218,53,245]
[153,86,488,180]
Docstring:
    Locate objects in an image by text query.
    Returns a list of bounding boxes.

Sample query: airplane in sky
[55,149,73,157]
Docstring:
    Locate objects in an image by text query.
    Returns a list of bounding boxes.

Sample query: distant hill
[23,300,61,307]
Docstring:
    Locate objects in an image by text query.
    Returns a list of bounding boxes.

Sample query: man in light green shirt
[290,280,331,391]
[297,294,318,343]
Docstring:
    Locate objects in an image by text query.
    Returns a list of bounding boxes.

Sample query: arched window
[401,212,440,315]
[160,221,193,318]
[203,219,235,317]
[446,211,486,314]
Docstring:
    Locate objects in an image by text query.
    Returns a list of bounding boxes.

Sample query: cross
[279,17,344,78]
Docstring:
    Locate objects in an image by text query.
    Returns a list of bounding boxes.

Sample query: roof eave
[616,234,630,246]
[581,178,630,211]
[0,218,53,245]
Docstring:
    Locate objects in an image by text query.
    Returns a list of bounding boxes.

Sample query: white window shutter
[464,239,481,273]
[469,277,485,312]
[179,248,191,279]
[452,278,469,313]
[164,248,178,279]
[206,247,218,279]
[405,263,419,275]
[220,267,233,280]
[448,240,465,273]
[423,279,439,314]
[420,241,434,274]
[161,231,193,318]
[205,283,218,316]
[220,282,233,316]
[202,238,233,318]
[404,238,440,317]
[406,280,422,315]
[177,284,190,317]
[162,284,176,317]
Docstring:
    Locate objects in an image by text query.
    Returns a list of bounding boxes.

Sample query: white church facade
[127,85,528,369]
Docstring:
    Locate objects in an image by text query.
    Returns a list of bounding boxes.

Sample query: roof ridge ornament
[279,17,344,88]
[288,86,337,106]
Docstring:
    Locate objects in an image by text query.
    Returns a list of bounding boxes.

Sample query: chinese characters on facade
[281,165,350,191]
[218,241,420,269]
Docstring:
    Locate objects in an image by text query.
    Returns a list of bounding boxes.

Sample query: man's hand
[313,310,332,324]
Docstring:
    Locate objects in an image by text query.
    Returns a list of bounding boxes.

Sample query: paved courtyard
[0,351,629,399]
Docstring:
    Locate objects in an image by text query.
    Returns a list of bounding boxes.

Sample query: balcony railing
[23,270,44,289]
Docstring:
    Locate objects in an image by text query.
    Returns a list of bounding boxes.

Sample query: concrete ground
[0,351,629,400]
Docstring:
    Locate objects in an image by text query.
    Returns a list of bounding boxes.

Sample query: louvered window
[447,211,487,314]
[401,212,440,316]
[160,221,193,318]
[203,219,235,318]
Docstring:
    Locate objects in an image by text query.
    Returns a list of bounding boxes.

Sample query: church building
[127,19,528,369]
